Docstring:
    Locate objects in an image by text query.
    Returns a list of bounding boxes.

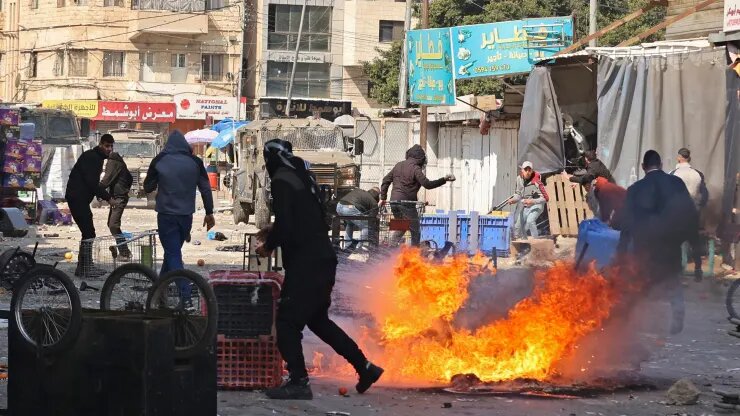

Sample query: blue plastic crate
[477,215,512,257]
[575,219,620,269]
[420,213,470,249]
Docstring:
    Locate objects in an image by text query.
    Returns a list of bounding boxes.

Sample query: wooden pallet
[545,175,593,236]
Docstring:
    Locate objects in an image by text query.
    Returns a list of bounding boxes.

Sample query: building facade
[248,0,409,116]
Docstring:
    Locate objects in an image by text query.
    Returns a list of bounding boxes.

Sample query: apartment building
[0,0,246,132]
[248,0,409,118]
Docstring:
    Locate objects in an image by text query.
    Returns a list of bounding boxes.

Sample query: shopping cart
[379,200,427,247]
[83,230,158,279]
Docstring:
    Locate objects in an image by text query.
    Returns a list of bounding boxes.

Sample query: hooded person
[379,144,454,245]
[66,133,114,277]
[144,131,215,304]
[98,151,134,259]
[255,139,383,400]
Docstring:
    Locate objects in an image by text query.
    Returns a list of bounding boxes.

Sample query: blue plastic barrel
[575,219,621,269]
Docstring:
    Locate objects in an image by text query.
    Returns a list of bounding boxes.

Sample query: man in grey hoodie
[144,131,215,301]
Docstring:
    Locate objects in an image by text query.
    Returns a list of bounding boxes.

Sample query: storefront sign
[174,93,238,120]
[450,16,574,79]
[407,28,456,106]
[42,100,99,118]
[726,0,740,32]
[97,101,176,122]
[261,98,351,120]
[268,52,326,63]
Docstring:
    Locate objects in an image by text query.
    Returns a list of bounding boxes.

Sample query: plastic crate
[575,219,620,269]
[477,212,512,257]
[419,213,470,249]
[209,270,283,338]
[216,335,284,390]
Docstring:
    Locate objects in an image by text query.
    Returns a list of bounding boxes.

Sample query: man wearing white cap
[509,161,549,239]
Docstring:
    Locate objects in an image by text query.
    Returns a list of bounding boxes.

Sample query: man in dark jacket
[99,152,133,259]
[379,144,454,245]
[336,187,380,249]
[256,139,383,400]
[66,134,114,277]
[144,131,215,304]
[618,150,699,335]
[564,150,615,186]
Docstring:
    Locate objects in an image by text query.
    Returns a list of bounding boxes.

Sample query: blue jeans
[336,204,369,248]
[158,213,193,299]
[514,203,544,239]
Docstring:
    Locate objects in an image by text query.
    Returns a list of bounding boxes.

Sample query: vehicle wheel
[146,269,218,358]
[100,263,158,312]
[11,265,82,354]
[0,248,36,290]
[726,278,740,319]
[254,188,270,229]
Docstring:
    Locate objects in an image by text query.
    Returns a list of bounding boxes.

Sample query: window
[57,0,64,7]
[30,0,38,9]
[103,51,125,77]
[267,5,331,52]
[68,50,87,77]
[48,116,77,139]
[205,0,223,10]
[379,20,404,42]
[171,53,187,82]
[201,54,224,81]
[27,52,37,78]
[104,0,123,6]
[266,61,330,98]
[75,0,89,5]
[53,50,64,76]
[139,52,154,82]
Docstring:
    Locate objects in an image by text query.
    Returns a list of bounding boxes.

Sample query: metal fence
[259,126,345,151]
[355,119,416,191]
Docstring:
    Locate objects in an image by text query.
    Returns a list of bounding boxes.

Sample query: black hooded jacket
[380,144,446,201]
[99,152,133,199]
[65,146,111,203]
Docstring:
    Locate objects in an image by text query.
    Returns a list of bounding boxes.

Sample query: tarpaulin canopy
[210,118,248,133]
[209,119,250,149]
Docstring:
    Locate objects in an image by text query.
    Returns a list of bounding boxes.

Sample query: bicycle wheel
[11,265,82,354]
[0,248,36,290]
[726,278,740,319]
[146,269,218,358]
[100,263,157,312]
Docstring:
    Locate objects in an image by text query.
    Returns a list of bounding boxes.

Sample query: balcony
[129,0,208,39]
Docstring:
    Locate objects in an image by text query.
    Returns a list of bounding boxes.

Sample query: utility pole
[398,0,413,107]
[285,0,307,117]
[589,0,598,47]
[419,0,429,150]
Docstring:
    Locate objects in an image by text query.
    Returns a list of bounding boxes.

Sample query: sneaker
[356,362,384,394]
[266,377,313,400]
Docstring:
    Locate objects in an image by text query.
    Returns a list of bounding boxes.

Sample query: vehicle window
[48,116,77,138]
[20,113,46,138]
[115,141,156,157]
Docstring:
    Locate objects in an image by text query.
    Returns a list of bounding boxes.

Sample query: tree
[362,41,403,107]
[364,0,666,105]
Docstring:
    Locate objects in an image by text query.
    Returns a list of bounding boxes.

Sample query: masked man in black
[256,139,383,400]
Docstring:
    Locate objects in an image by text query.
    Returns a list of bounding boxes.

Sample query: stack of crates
[208,270,284,389]
[420,210,512,257]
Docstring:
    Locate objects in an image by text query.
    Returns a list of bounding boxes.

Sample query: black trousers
[276,259,367,379]
[108,197,131,256]
[391,203,421,246]
[68,197,95,240]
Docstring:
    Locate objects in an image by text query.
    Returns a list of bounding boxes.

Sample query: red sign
[96,101,176,123]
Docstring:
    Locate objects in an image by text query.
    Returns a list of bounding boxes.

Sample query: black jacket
[65,147,110,203]
[339,189,378,214]
[99,152,133,199]
[569,158,615,185]
[617,170,699,276]
[264,165,336,268]
[380,145,446,201]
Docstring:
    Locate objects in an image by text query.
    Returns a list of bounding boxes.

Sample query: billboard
[407,28,456,106]
[725,0,740,33]
[450,17,574,79]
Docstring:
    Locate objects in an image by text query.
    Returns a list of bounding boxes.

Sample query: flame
[333,247,622,385]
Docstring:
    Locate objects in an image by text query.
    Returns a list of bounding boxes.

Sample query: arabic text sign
[408,28,456,106]
[96,101,176,123]
[174,93,238,120]
[725,0,740,32]
[451,16,574,79]
[42,100,98,118]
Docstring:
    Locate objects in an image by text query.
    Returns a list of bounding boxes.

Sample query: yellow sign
[42,100,99,118]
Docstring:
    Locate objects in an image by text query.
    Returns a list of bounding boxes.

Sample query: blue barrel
[575,219,621,269]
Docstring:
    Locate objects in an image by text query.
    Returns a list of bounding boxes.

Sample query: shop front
[93,101,176,135]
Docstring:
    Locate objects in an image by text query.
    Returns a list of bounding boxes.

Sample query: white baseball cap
[521,161,533,170]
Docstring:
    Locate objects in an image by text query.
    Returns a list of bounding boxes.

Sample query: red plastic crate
[216,335,284,390]
[209,270,283,338]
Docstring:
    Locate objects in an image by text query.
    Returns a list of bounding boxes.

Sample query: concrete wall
[666,0,723,39]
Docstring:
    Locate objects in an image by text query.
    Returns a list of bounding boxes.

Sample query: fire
[347,248,621,385]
